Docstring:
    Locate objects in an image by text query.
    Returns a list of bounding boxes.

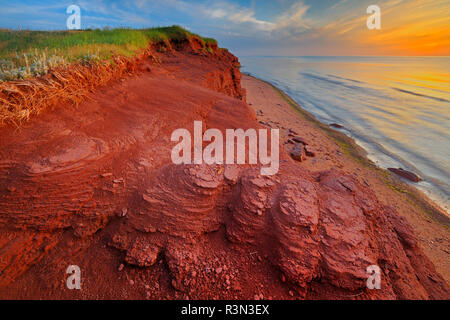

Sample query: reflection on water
[241,56,450,214]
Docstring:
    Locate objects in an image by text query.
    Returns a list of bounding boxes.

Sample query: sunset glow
[1,0,449,56]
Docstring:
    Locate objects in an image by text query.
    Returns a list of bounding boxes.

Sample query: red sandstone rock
[292,136,308,145]
[329,123,344,129]
[0,40,447,300]
[304,145,316,157]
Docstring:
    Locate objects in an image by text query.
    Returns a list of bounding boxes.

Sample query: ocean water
[240,56,450,214]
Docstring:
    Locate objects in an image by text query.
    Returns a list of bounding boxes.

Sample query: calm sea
[241,56,450,214]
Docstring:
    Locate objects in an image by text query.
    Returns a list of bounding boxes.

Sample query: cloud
[275,1,310,32]
[0,0,448,55]
[77,0,151,26]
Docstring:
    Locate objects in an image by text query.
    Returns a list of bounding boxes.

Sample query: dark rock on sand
[388,168,422,183]
[290,143,306,162]
[258,120,271,127]
[329,123,344,129]
[292,136,308,145]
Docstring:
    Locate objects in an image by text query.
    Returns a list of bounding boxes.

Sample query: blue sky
[1,0,449,56]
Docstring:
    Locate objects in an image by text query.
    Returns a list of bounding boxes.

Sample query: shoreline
[246,74,449,226]
[242,74,449,285]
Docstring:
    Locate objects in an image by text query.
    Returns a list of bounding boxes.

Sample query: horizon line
[238,55,450,58]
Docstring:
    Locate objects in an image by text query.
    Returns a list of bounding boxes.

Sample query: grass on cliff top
[0,25,218,81]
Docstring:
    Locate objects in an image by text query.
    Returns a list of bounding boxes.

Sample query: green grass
[0,25,217,81]
[259,76,449,227]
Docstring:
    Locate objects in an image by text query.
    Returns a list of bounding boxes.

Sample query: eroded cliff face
[0,42,447,299]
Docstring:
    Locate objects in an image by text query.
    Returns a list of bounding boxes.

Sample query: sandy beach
[242,74,450,284]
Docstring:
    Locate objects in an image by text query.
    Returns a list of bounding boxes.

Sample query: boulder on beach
[292,136,308,145]
[388,168,422,183]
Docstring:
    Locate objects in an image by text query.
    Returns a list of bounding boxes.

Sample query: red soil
[0,43,448,299]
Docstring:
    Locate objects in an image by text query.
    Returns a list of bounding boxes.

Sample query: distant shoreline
[245,73,449,226]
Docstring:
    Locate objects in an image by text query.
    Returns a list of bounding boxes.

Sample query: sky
[1,0,449,56]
